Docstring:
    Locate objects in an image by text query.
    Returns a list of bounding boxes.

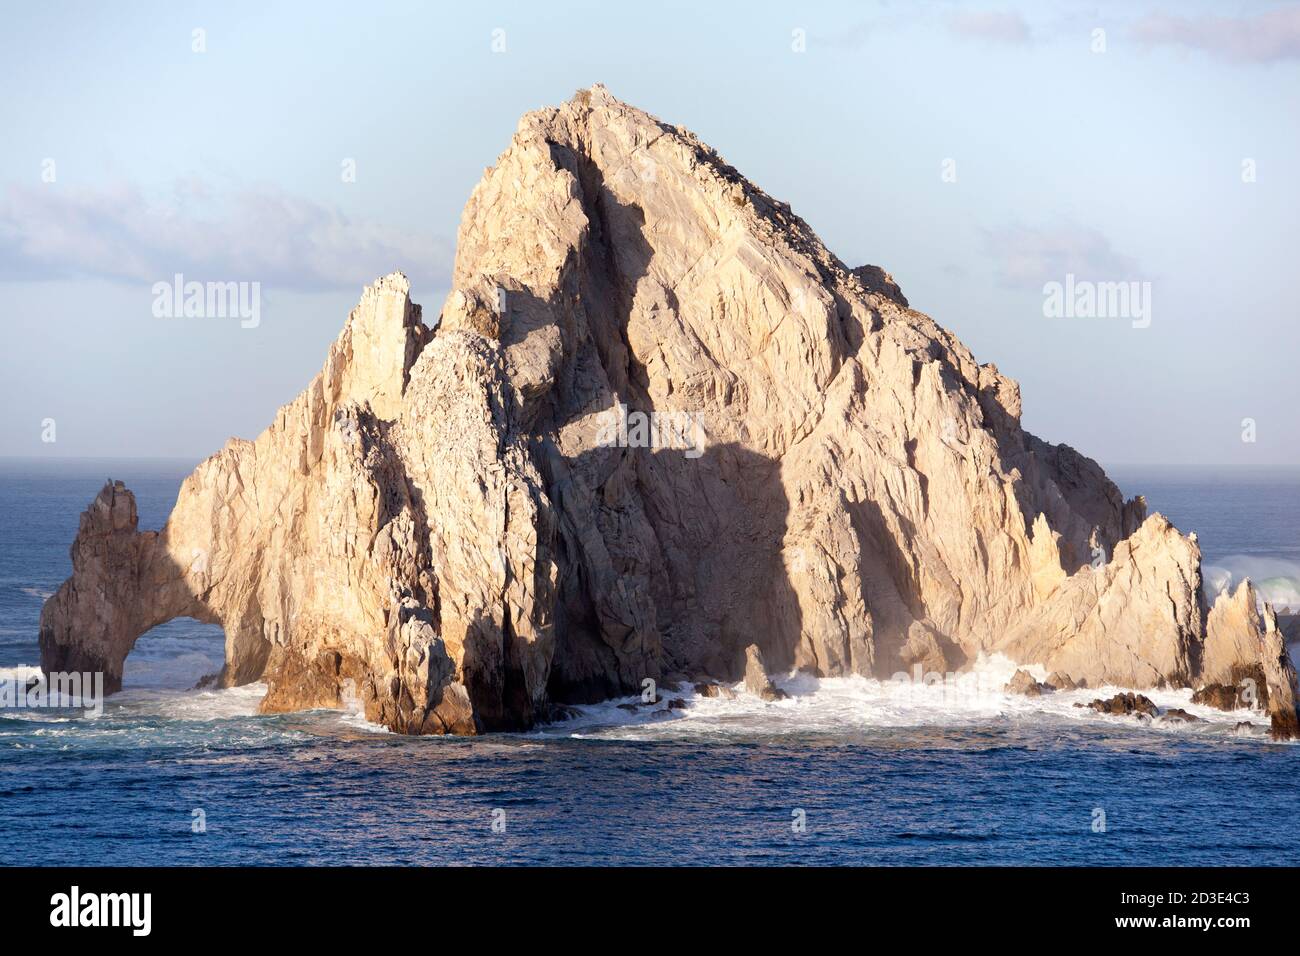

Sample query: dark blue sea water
[1,458,1298,866]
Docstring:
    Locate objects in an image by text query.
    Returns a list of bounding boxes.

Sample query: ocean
[1,457,1297,866]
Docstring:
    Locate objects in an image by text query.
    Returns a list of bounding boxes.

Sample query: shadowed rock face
[40,85,1300,737]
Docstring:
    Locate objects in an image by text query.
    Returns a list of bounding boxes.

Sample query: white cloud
[1132,7,1300,63]
[984,222,1142,286]
[0,180,452,292]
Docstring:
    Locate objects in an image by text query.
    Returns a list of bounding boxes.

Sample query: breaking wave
[1204,555,1300,612]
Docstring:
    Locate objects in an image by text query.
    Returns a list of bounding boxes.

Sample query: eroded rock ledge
[40,85,1300,738]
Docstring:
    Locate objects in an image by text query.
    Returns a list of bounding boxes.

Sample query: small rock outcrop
[1005,669,1050,697]
[851,265,908,307]
[1192,684,1243,710]
[1045,671,1080,690]
[1192,674,1266,712]
[743,645,789,701]
[1194,582,1298,739]
[694,682,736,699]
[37,85,1300,737]
[1259,609,1299,741]
[1081,693,1159,718]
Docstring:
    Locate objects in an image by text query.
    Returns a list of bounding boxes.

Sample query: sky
[1,0,1298,466]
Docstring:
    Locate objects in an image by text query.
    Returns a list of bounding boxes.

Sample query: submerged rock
[36,85,1300,737]
[542,703,583,723]
[617,693,661,711]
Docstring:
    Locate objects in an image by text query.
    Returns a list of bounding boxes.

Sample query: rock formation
[1005,669,1049,697]
[1188,581,1299,739]
[743,644,789,701]
[40,85,1300,738]
[1081,693,1159,718]
[1045,671,1080,690]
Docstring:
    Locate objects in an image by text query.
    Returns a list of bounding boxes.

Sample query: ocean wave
[18,587,54,601]
[1204,555,1300,612]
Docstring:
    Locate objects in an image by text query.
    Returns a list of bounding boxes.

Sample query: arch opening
[122,617,226,691]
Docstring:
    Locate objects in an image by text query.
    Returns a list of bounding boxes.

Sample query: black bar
[0,866,1275,940]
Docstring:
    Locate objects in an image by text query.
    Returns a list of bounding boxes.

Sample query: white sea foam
[109,682,268,721]
[18,587,54,601]
[540,653,1271,742]
[338,680,390,734]
[0,665,42,684]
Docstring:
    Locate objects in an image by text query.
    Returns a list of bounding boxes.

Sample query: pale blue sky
[2,0,1298,465]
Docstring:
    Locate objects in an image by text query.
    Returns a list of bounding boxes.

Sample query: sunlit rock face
[40,86,1299,737]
